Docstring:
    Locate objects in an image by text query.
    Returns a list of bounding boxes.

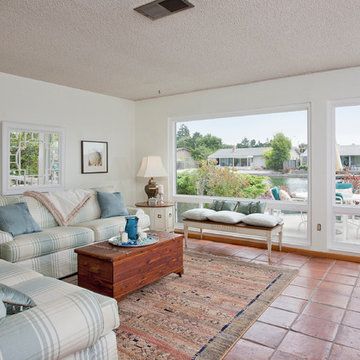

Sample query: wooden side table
[135,202,175,232]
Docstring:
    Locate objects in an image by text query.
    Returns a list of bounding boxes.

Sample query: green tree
[176,125,232,162]
[182,160,269,198]
[176,171,197,195]
[176,124,190,140]
[264,133,292,171]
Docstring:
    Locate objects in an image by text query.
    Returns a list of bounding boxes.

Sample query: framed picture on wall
[81,141,108,174]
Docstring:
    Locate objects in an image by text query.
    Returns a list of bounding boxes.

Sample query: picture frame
[81,140,108,174]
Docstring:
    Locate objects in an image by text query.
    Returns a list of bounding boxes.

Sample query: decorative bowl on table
[108,233,159,247]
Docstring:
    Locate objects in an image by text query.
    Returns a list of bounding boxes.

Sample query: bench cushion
[182,208,216,221]
[207,211,246,224]
[242,214,282,228]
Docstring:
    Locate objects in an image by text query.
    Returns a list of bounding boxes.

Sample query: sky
[336,106,360,145]
[177,106,360,147]
[178,110,308,146]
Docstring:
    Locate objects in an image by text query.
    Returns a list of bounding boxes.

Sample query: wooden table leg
[267,233,272,264]
[184,223,189,248]
[279,229,283,252]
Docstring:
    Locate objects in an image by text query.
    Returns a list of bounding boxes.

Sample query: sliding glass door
[331,104,360,251]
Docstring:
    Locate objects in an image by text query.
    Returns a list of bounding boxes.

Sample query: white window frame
[328,99,360,252]
[2,122,65,195]
[168,103,312,246]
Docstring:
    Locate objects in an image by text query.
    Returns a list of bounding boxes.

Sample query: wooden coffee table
[75,231,184,300]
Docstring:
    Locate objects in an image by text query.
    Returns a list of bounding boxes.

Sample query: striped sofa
[0,191,150,278]
[0,259,119,359]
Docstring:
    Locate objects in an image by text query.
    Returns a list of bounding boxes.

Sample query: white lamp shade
[137,156,168,178]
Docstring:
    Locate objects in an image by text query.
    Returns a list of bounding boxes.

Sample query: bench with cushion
[182,200,283,263]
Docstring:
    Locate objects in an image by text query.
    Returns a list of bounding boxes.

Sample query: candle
[121,232,128,244]
[158,184,164,194]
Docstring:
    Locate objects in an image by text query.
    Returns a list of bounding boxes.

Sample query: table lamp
[137,156,168,200]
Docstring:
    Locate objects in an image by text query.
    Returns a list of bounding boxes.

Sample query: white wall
[135,66,360,253]
[0,72,136,204]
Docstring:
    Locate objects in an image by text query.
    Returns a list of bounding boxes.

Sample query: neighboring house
[177,148,197,170]
[301,144,360,169]
[208,147,298,169]
[339,145,360,169]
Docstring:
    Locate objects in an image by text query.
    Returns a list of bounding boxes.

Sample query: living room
[1,1,360,359]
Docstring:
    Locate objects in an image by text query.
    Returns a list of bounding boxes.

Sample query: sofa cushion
[97,192,128,218]
[0,195,22,207]
[24,196,58,229]
[207,211,246,224]
[0,202,41,236]
[76,217,127,242]
[69,191,101,225]
[0,227,94,263]
[242,214,282,228]
[182,208,216,221]
[11,276,119,337]
[0,259,42,287]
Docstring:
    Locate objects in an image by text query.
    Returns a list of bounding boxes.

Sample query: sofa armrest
[127,206,145,216]
[0,291,114,360]
[0,231,13,245]
[128,207,150,230]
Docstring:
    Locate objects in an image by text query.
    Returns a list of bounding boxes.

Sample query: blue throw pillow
[0,284,36,316]
[97,192,129,218]
[0,202,41,236]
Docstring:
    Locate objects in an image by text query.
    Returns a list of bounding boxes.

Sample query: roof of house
[302,145,360,157]
[339,145,360,156]
[208,147,271,158]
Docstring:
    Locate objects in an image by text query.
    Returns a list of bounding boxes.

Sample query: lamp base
[145,177,158,199]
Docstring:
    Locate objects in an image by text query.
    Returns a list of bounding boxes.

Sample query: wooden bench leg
[267,234,272,264]
[184,223,189,248]
[279,230,283,252]
[200,228,203,240]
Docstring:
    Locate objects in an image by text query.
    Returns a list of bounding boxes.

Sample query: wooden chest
[75,232,184,300]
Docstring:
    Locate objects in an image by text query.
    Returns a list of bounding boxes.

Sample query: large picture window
[173,108,309,245]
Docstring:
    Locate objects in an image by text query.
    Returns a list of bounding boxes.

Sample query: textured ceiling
[1,0,360,100]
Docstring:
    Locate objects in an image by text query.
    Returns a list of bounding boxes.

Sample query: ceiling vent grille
[134,0,194,20]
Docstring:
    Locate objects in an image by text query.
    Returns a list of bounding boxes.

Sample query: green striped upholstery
[0,290,116,359]
[63,332,118,360]
[76,208,150,242]
[0,227,94,263]
[0,231,13,245]
[23,196,58,229]
[76,217,126,242]
[0,259,42,286]
[11,276,119,336]
[17,248,78,279]
[69,191,101,225]
[0,195,22,206]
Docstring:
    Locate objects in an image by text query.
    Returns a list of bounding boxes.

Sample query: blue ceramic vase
[125,216,139,242]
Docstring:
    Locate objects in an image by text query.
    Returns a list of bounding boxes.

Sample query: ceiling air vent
[134,0,194,20]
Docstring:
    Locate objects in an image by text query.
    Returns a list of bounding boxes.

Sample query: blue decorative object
[0,202,41,236]
[125,216,139,242]
[97,191,129,218]
[270,187,281,201]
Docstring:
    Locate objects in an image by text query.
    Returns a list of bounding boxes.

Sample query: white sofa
[0,259,119,359]
[0,190,150,278]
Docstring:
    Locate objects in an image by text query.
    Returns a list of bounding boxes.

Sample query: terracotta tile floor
[186,237,360,359]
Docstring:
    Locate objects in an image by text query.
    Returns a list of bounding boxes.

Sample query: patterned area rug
[116,250,297,360]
